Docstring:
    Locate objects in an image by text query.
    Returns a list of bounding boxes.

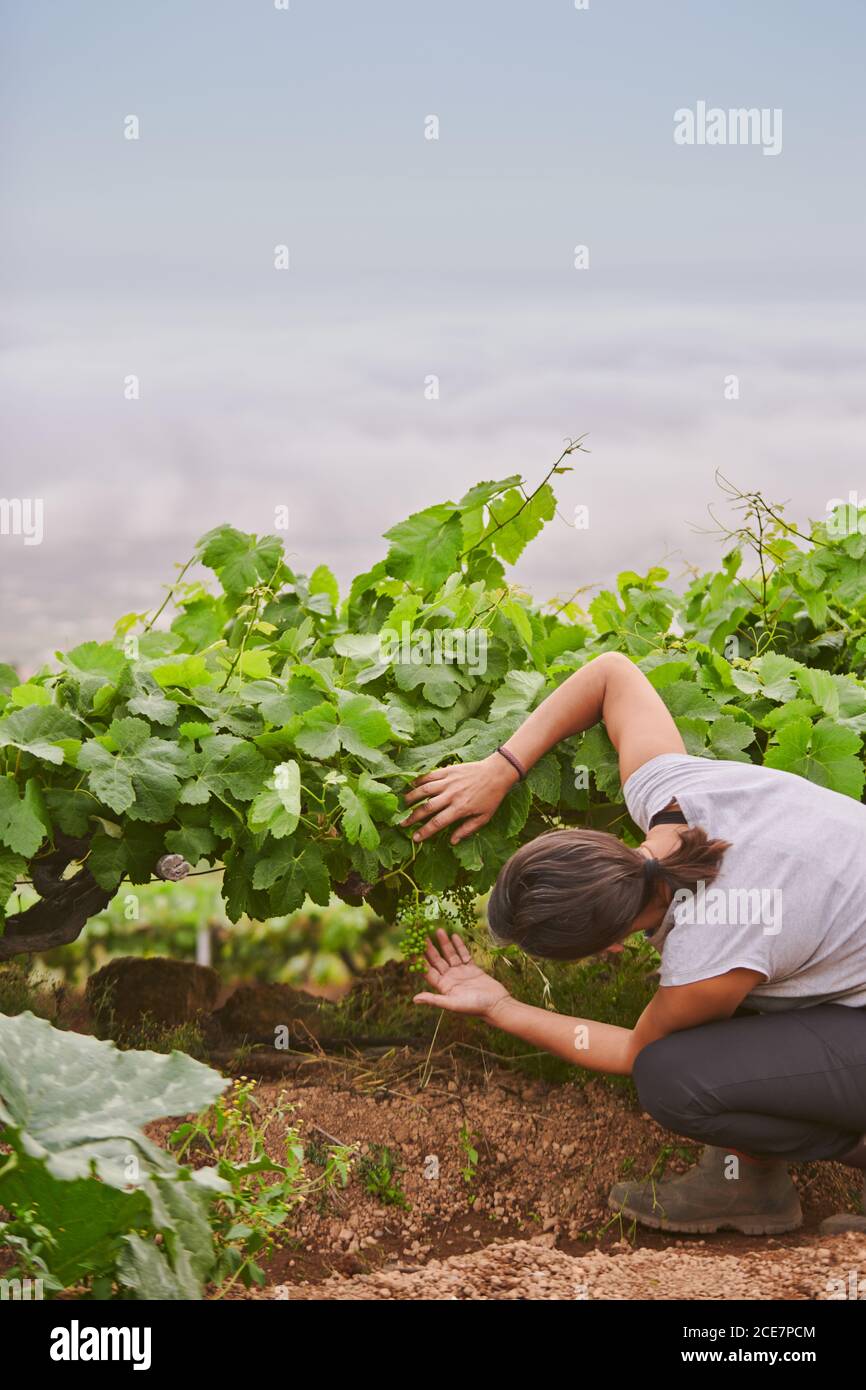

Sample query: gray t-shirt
[623,753,866,1010]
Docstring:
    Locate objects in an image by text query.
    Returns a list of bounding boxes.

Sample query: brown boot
[608,1145,802,1236]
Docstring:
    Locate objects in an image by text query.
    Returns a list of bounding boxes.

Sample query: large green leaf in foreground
[0,1012,228,1297]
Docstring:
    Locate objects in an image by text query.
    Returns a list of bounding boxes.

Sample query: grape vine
[2,448,866,962]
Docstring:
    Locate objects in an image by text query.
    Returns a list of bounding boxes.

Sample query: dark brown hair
[487,826,731,961]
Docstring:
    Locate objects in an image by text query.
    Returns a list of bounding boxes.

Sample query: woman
[403,651,866,1235]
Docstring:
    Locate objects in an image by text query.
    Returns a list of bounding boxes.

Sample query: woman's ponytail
[651,826,731,900]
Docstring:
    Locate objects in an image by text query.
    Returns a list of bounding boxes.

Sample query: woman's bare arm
[501,650,684,788]
[480,971,761,1074]
[413,932,764,1076]
[403,651,685,843]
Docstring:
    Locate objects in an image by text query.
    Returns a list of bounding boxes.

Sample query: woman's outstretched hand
[401,753,519,844]
[412,929,511,1018]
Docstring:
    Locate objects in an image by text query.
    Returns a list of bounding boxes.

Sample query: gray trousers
[632,1003,866,1162]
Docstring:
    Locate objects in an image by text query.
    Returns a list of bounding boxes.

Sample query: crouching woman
[404,653,866,1235]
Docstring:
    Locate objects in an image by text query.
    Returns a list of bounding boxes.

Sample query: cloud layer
[2,286,864,672]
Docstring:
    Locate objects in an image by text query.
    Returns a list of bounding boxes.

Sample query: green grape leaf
[78,718,189,821]
[181,735,268,805]
[393,661,467,709]
[197,526,285,597]
[503,779,532,836]
[127,689,179,725]
[487,485,556,565]
[152,656,213,691]
[10,683,51,708]
[527,753,562,805]
[248,760,301,839]
[294,703,340,759]
[450,822,511,892]
[338,785,380,850]
[0,778,48,857]
[253,842,330,913]
[0,664,20,696]
[795,666,840,716]
[765,717,865,798]
[0,706,82,765]
[236,650,272,680]
[88,831,128,891]
[309,564,339,608]
[760,698,818,730]
[502,599,533,646]
[44,787,94,837]
[489,670,546,720]
[383,505,463,592]
[574,726,621,800]
[413,838,459,893]
[675,716,709,756]
[707,715,755,761]
[661,681,719,720]
[336,693,394,754]
[333,633,381,662]
[171,596,226,650]
[164,825,218,864]
[179,721,215,741]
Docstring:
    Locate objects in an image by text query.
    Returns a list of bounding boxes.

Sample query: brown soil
[146,1046,865,1301]
[9,970,864,1301]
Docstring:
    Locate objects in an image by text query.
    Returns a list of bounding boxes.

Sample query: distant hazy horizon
[2,1,865,670]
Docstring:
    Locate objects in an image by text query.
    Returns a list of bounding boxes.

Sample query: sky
[1,0,865,669]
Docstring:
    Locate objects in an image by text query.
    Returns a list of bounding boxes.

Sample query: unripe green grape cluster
[396,898,432,973]
[397,885,482,972]
[440,883,479,937]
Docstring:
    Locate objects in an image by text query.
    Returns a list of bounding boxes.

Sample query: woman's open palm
[412,928,509,1017]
